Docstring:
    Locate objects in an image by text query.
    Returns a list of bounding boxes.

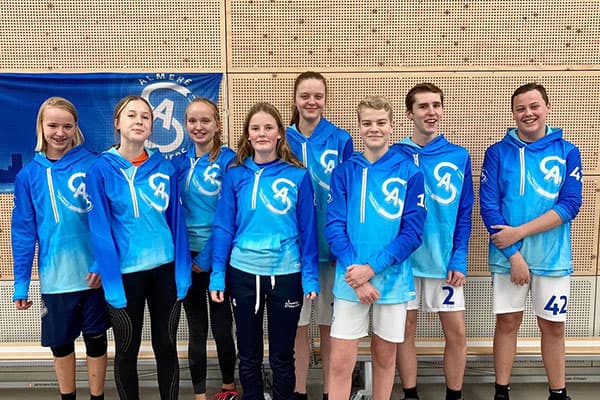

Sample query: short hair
[511,83,549,110]
[356,95,394,122]
[35,97,84,152]
[405,82,444,112]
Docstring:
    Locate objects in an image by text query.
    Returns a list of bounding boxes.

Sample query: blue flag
[0,72,222,191]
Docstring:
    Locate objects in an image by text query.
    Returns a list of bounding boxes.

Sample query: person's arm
[209,172,236,294]
[166,166,192,301]
[11,170,36,303]
[490,146,583,248]
[297,172,319,296]
[325,166,357,269]
[448,155,474,277]
[341,134,354,162]
[479,146,521,258]
[86,164,127,308]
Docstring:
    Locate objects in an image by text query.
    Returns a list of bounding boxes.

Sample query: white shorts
[407,277,465,312]
[492,273,570,322]
[298,262,335,326]
[330,298,408,343]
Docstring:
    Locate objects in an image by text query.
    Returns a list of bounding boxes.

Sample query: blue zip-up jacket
[12,146,97,301]
[480,127,582,277]
[172,145,236,272]
[209,158,319,296]
[86,148,192,308]
[392,135,474,278]
[326,150,427,304]
[287,118,353,262]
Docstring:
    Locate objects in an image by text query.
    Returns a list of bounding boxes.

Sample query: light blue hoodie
[12,146,97,300]
[326,150,426,304]
[392,135,473,278]
[287,118,353,262]
[480,127,582,276]
[86,148,191,308]
[209,158,319,296]
[172,145,236,271]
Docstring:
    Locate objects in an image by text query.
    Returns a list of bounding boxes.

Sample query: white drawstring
[254,275,260,314]
[271,275,275,290]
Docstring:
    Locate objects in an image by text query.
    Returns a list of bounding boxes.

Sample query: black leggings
[183,270,236,394]
[108,263,181,400]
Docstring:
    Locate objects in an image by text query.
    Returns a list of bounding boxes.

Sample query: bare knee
[538,318,565,338]
[495,312,523,334]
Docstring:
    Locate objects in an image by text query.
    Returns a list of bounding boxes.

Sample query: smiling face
[114,99,153,145]
[512,89,551,141]
[358,107,394,153]
[294,78,326,125]
[406,91,443,140]
[248,111,282,163]
[185,100,220,153]
[41,106,77,159]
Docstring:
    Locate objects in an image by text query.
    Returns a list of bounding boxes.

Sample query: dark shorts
[40,288,110,347]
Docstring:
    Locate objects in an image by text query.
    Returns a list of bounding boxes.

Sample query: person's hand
[306,292,317,300]
[355,282,380,304]
[447,270,466,287]
[192,264,205,273]
[509,252,530,286]
[491,224,523,249]
[14,299,33,310]
[345,264,375,288]
[211,290,225,303]
[87,272,102,289]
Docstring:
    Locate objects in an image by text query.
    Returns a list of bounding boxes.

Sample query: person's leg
[396,310,418,395]
[328,338,359,400]
[371,334,397,400]
[318,324,331,396]
[208,285,237,393]
[493,312,523,385]
[109,271,146,400]
[229,268,265,400]
[315,261,335,398]
[538,317,566,390]
[183,271,210,398]
[52,346,76,397]
[266,273,303,400]
[439,311,466,394]
[147,263,181,400]
[293,324,311,396]
[80,288,110,398]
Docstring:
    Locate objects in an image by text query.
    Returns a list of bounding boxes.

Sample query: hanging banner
[0,72,223,192]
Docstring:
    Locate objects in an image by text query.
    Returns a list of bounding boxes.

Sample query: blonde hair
[235,102,303,168]
[35,97,84,152]
[356,95,394,122]
[185,98,223,163]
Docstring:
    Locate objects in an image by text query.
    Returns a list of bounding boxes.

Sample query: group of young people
[11,73,582,400]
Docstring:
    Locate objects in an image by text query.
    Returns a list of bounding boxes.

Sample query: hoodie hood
[347,147,399,169]
[33,145,94,169]
[101,147,163,177]
[393,134,450,157]
[287,117,340,145]
[503,126,563,149]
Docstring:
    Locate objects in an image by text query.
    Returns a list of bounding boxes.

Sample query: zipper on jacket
[185,157,200,191]
[121,167,140,218]
[301,143,308,167]
[413,153,419,167]
[46,168,60,223]
[519,147,525,196]
[251,169,263,209]
[360,167,367,223]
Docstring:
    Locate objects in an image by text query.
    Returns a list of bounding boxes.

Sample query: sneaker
[213,390,240,400]
[494,395,509,400]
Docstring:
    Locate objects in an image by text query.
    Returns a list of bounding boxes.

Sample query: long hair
[185,97,223,163]
[235,102,303,168]
[35,97,85,152]
[290,71,328,126]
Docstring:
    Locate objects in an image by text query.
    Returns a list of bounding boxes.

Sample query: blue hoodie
[12,146,97,301]
[392,135,474,278]
[86,148,192,308]
[326,150,426,304]
[480,127,582,277]
[287,118,353,262]
[209,158,319,296]
[172,145,236,271]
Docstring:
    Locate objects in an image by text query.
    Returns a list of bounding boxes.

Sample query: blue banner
[0,72,222,191]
